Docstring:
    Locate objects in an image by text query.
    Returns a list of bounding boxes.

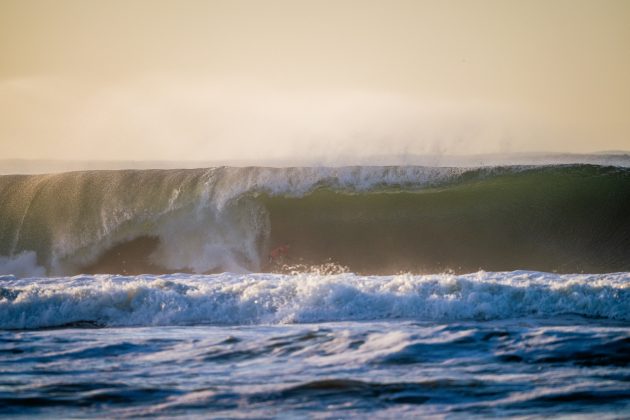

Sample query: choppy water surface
[1,319,629,418]
[1,271,629,418]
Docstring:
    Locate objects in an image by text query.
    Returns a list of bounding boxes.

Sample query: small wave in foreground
[1,270,628,329]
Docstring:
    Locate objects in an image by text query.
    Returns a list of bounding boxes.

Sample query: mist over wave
[2,152,630,175]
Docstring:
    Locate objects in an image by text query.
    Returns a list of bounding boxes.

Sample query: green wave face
[0,165,629,275]
[261,166,630,274]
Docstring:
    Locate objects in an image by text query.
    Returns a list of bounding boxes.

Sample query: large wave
[1,164,629,276]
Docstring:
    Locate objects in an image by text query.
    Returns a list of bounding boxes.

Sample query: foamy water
[1,271,628,329]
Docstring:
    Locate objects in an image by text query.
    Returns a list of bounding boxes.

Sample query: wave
[0,271,628,329]
[1,164,629,276]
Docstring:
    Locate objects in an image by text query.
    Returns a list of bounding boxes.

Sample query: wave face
[1,271,628,329]
[1,165,630,276]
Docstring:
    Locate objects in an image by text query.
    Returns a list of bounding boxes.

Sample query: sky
[1,0,629,163]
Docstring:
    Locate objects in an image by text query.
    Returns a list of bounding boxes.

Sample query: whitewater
[1,160,629,417]
[1,271,628,330]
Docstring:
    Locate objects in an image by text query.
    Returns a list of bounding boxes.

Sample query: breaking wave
[0,271,628,329]
[1,164,629,276]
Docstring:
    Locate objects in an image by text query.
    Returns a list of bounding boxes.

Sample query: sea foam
[1,271,628,329]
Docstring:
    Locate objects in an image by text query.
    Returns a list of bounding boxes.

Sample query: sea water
[1,271,629,418]
[1,161,629,417]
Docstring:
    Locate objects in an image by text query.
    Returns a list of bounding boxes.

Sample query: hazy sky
[1,0,629,162]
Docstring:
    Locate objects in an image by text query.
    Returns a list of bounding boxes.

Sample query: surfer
[269,244,290,264]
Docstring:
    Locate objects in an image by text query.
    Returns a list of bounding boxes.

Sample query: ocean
[1,160,629,418]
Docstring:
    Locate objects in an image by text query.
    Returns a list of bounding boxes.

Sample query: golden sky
[1,0,629,161]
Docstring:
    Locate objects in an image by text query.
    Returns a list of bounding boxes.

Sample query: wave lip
[1,271,628,330]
